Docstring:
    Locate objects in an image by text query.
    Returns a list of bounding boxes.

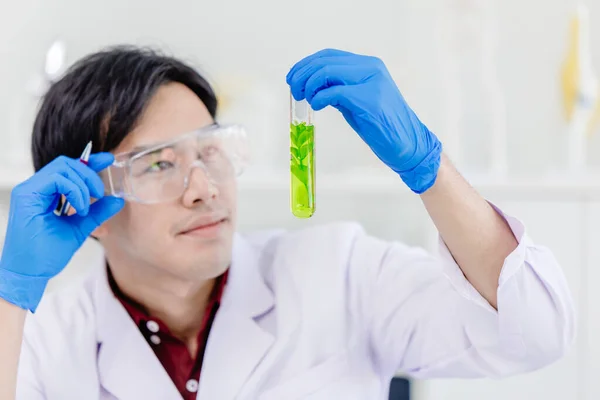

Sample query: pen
[58,141,93,216]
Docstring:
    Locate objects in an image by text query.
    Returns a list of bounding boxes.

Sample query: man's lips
[178,217,227,236]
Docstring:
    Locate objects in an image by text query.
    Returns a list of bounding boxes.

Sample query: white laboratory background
[0,0,599,399]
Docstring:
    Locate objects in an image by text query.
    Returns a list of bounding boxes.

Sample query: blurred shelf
[238,169,409,193]
[239,169,600,201]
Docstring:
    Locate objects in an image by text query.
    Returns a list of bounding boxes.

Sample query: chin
[173,247,232,279]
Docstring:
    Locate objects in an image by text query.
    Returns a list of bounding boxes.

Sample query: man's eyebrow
[129,145,152,154]
[125,124,219,155]
[129,143,177,156]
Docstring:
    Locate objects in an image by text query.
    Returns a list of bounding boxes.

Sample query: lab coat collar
[94,232,275,400]
[94,261,181,399]
[196,232,276,399]
[220,232,275,318]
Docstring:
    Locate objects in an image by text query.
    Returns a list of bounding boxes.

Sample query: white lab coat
[16,206,575,400]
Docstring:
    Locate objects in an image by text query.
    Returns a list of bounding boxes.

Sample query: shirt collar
[106,264,229,333]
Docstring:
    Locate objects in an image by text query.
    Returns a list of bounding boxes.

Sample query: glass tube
[290,93,315,218]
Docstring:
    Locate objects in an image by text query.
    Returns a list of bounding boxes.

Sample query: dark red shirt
[108,267,228,400]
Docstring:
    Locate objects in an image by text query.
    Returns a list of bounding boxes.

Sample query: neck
[108,262,217,345]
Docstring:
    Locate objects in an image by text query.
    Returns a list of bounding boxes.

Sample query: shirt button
[186,379,199,393]
[149,335,161,345]
[146,320,160,333]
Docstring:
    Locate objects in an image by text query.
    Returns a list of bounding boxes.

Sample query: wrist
[0,296,27,318]
[0,268,49,313]
[393,136,443,194]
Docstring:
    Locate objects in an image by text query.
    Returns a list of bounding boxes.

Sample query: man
[0,46,574,400]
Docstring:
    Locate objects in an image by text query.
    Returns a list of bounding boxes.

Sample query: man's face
[97,82,237,282]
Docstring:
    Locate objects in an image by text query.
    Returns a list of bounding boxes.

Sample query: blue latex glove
[0,154,125,312]
[286,49,443,194]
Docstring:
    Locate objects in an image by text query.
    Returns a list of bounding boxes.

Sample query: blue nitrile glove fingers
[0,153,125,312]
[286,48,443,194]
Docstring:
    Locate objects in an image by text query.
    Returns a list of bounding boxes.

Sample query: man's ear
[91,223,108,240]
[88,198,111,239]
[68,197,111,239]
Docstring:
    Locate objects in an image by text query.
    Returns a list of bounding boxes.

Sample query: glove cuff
[396,139,443,194]
[0,268,49,313]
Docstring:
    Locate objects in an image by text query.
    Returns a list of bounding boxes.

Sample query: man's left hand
[286,48,442,194]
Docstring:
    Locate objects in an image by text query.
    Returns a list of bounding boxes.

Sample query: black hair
[31,45,218,171]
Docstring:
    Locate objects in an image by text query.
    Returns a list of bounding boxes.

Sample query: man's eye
[145,160,174,173]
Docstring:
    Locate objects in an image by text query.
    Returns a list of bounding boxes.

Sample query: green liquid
[290,122,315,218]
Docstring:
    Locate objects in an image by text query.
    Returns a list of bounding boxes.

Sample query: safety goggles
[102,124,248,204]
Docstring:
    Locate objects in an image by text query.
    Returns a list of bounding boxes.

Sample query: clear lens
[104,124,248,203]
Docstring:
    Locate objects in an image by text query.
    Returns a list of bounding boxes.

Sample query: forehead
[113,82,214,154]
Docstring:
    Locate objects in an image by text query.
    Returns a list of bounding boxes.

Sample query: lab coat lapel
[94,266,181,400]
[196,233,275,400]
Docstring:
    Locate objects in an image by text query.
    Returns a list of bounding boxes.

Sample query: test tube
[290,93,315,218]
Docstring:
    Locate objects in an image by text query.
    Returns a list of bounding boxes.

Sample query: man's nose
[181,163,219,206]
